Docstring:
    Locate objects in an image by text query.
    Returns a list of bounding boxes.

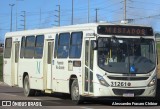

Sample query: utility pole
[21,11,26,30]
[95,8,99,23]
[71,0,74,25]
[16,0,24,31]
[88,0,90,23]
[55,5,60,26]
[124,0,126,21]
[9,4,15,32]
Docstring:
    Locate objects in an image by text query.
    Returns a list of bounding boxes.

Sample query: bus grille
[112,89,145,96]
[108,76,149,81]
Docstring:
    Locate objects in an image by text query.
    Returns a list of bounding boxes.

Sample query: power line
[61,0,122,11]
[100,1,123,10]
[0,1,123,18]
[133,0,160,5]
[1,0,160,32]
[127,6,160,12]
[110,13,160,23]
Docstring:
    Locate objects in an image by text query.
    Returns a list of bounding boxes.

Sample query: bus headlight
[96,74,110,87]
[148,76,157,87]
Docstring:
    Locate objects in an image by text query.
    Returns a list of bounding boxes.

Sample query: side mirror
[93,40,98,50]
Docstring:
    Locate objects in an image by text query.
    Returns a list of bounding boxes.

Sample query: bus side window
[4,38,12,58]
[34,35,44,58]
[24,36,35,58]
[57,33,70,58]
[69,32,83,58]
[54,34,58,58]
[20,36,25,58]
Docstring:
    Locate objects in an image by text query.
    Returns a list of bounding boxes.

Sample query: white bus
[3,23,157,103]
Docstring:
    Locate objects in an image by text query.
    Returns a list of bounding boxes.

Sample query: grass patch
[0,55,3,81]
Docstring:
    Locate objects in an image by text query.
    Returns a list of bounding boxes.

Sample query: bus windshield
[98,37,156,74]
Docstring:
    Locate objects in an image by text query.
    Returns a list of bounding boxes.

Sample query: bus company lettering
[105,27,146,36]
[56,61,65,69]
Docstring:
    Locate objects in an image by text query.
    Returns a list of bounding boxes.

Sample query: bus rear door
[44,34,55,92]
[11,38,20,86]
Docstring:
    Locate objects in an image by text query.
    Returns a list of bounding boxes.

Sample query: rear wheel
[23,75,35,97]
[71,79,83,104]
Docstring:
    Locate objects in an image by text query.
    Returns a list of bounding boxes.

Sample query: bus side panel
[30,59,44,90]
[51,62,57,92]
[18,59,44,90]
[52,60,83,94]
[17,58,23,88]
[3,58,12,86]
[3,37,12,86]
[52,59,70,93]
[71,63,83,94]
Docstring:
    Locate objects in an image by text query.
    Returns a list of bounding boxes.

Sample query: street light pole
[9,4,15,32]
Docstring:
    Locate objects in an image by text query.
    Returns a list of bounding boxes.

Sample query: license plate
[123,93,134,97]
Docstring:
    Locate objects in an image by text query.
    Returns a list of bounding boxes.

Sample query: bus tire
[71,79,83,104]
[23,75,35,97]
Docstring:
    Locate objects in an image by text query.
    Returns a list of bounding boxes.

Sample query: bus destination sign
[97,25,153,36]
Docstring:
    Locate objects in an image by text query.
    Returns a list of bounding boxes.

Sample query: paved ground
[0,82,159,109]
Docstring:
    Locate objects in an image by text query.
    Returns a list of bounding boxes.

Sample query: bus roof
[5,22,152,37]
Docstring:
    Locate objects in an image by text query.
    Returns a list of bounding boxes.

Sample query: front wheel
[71,79,83,104]
[23,75,35,97]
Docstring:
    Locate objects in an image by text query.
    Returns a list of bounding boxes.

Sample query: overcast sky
[0,0,160,42]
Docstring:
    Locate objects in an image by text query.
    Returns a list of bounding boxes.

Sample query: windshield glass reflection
[98,37,156,74]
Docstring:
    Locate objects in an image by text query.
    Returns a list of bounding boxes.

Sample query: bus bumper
[93,84,156,97]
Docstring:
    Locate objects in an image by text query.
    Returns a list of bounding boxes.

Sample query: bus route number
[111,82,129,87]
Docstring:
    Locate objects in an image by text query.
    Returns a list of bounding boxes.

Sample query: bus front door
[11,41,20,86]
[44,40,54,90]
[84,38,94,94]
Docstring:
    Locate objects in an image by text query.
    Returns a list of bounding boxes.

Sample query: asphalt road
[0,82,160,109]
